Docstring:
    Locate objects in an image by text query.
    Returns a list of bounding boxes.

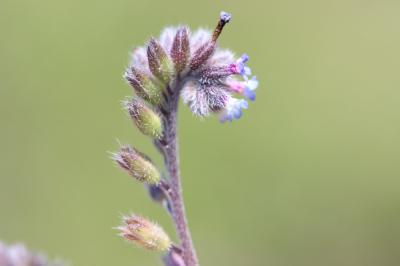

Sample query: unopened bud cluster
[123,11,258,123]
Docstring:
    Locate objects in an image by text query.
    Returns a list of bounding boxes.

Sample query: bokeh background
[1,0,399,265]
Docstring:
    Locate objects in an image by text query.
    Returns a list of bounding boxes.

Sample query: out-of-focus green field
[1,0,399,265]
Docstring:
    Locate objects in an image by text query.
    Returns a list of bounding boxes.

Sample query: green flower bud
[125,98,163,139]
[147,38,173,84]
[117,214,172,252]
[112,145,161,185]
[124,66,163,105]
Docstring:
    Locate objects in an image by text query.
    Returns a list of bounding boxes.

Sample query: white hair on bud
[159,27,178,53]
[189,28,212,53]
[130,46,149,73]
[208,48,235,65]
[181,80,210,117]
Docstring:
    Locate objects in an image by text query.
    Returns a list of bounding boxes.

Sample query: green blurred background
[1,0,399,265]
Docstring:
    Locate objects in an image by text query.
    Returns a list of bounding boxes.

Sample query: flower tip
[244,88,256,101]
[240,54,249,63]
[220,11,232,23]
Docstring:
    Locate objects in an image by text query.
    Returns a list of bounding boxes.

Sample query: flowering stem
[161,85,199,266]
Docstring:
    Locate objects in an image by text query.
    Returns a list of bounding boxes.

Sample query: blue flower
[243,76,258,101]
[219,98,249,122]
[226,76,258,101]
[236,54,251,76]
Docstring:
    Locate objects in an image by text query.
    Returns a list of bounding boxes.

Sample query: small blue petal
[244,66,252,76]
[236,63,245,74]
[219,99,249,123]
[234,109,243,119]
[240,100,249,109]
[244,88,256,101]
[240,54,249,63]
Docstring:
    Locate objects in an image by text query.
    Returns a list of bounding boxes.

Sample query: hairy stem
[162,89,199,266]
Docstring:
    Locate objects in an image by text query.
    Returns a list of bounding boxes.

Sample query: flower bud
[112,145,161,184]
[163,246,186,266]
[147,38,173,84]
[117,214,172,252]
[171,27,190,74]
[189,42,215,71]
[147,182,172,214]
[124,67,163,105]
[125,98,163,139]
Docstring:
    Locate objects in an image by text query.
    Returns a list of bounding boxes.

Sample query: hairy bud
[189,42,215,71]
[124,67,162,105]
[171,27,190,74]
[125,98,162,139]
[112,145,161,184]
[147,38,173,84]
[117,214,172,252]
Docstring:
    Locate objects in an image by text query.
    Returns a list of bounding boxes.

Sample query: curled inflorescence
[124,11,258,123]
[113,11,258,266]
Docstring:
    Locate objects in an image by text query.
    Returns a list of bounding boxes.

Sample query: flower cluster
[124,11,258,123]
[113,11,258,266]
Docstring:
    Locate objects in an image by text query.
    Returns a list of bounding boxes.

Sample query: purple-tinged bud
[124,67,163,105]
[148,184,166,203]
[112,145,161,184]
[117,214,172,252]
[124,98,163,139]
[189,42,215,71]
[171,27,190,74]
[199,66,236,82]
[147,182,172,214]
[206,86,230,112]
[147,38,173,84]
[163,246,186,266]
